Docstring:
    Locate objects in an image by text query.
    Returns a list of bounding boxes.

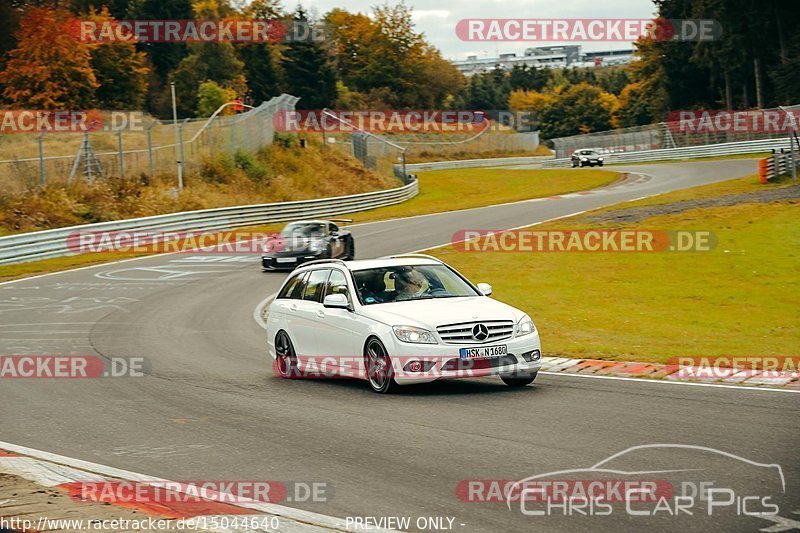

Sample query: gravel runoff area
[585,184,800,224]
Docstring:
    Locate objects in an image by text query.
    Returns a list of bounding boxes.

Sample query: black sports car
[261,219,355,271]
[570,149,605,167]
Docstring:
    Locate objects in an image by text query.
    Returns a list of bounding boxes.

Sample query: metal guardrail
[400,156,552,173]
[759,151,799,182]
[0,180,418,265]
[540,137,794,168]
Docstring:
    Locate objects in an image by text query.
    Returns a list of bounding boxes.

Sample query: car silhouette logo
[472,323,489,341]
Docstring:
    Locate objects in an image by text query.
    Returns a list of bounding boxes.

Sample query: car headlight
[598,156,604,160]
[393,326,438,344]
[515,314,536,337]
[581,157,588,161]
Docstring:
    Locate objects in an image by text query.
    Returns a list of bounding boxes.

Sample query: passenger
[357,271,391,304]
[394,269,429,301]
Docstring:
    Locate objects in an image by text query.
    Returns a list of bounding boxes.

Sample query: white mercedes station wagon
[265,255,542,393]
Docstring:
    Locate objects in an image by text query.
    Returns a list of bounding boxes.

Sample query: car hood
[357,296,524,329]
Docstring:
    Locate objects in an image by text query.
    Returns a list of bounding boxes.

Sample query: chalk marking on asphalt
[253,293,278,330]
[0,440,396,532]
[1,170,659,289]
[540,371,800,393]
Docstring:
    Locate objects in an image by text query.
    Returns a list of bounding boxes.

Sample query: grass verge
[426,174,799,363]
[0,168,619,282]
[345,168,619,223]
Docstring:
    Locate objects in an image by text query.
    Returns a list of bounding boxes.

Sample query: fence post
[117,128,125,177]
[37,133,46,187]
[147,122,156,178]
[179,119,189,181]
[208,115,215,159]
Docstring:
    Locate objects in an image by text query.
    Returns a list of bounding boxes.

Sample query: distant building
[451,45,635,76]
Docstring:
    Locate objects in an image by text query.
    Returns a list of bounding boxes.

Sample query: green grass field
[428,175,799,363]
[0,168,619,281]
[345,168,618,222]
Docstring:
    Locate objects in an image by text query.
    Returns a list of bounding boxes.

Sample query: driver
[394,269,429,301]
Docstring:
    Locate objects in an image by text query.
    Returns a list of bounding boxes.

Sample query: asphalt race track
[2,159,799,532]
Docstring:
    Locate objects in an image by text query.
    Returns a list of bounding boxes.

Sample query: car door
[293,268,331,372]
[314,268,361,377]
[273,271,316,359]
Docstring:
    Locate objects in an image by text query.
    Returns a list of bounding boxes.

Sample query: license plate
[276,257,297,264]
[460,345,507,359]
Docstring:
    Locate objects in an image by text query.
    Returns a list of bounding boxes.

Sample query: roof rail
[378,253,443,262]
[298,258,348,268]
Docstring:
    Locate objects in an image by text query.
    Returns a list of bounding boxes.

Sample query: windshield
[280,223,325,238]
[579,150,598,155]
[353,264,480,305]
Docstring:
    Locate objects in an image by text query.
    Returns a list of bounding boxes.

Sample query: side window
[289,271,309,299]
[329,223,339,234]
[278,273,302,299]
[302,269,331,302]
[324,269,350,303]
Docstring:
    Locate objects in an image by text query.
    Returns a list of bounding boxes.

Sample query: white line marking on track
[540,371,800,393]
[0,440,391,532]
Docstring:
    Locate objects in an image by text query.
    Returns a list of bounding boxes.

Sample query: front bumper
[387,331,542,385]
[262,253,322,270]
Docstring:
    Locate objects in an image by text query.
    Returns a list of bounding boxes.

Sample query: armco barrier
[399,155,552,173]
[540,137,794,168]
[759,151,799,182]
[0,180,418,265]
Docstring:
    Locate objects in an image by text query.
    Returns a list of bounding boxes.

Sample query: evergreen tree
[281,7,337,109]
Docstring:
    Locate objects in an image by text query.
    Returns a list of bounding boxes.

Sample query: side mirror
[476,283,493,296]
[323,293,350,309]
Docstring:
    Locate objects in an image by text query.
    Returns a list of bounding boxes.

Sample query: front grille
[442,354,519,371]
[436,320,514,344]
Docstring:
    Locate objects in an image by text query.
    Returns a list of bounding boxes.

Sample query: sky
[279,0,660,59]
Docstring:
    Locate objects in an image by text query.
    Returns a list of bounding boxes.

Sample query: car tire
[344,237,355,260]
[598,162,604,167]
[273,331,299,379]
[571,162,577,168]
[364,337,398,393]
[579,162,585,168]
[501,372,537,387]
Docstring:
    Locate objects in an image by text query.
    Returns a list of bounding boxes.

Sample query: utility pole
[778,106,798,184]
[170,82,183,193]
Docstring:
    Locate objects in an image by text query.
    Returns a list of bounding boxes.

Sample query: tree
[86,8,149,109]
[237,0,283,105]
[197,80,236,116]
[134,0,192,80]
[281,7,337,109]
[615,82,656,127]
[325,3,462,108]
[539,83,617,139]
[170,0,246,116]
[508,64,550,92]
[0,7,98,109]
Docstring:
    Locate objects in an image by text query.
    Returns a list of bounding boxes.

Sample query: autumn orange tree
[0,7,98,109]
[86,8,150,109]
